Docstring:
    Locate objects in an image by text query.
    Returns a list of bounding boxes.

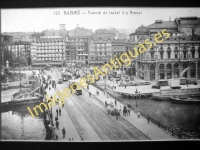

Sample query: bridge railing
[92,83,193,139]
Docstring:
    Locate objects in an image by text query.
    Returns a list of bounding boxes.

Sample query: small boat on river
[170,97,200,104]
[151,93,172,101]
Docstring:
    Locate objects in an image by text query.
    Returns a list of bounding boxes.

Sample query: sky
[1,7,200,33]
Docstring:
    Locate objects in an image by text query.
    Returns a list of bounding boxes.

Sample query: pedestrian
[123,108,126,116]
[128,107,131,116]
[96,90,98,96]
[69,138,71,141]
[56,120,59,130]
[56,109,58,116]
[107,92,109,98]
[49,86,51,90]
[59,108,61,116]
[104,90,105,95]
[62,103,64,108]
[114,100,117,106]
[50,112,53,119]
[89,92,91,97]
[55,83,56,88]
[55,115,58,122]
[62,127,66,139]
[137,111,140,118]
[105,101,107,107]
[72,138,74,141]
[87,85,89,90]
[119,106,121,114]
[147,114,150,123]
[125,85,126,89]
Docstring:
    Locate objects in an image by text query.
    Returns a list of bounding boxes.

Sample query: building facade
[127,16,200,81]
[65,36,89,66]
[31,36,65,66]
[88,37,112,66]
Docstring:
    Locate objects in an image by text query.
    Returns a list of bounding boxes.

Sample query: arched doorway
[167,64,172,79]
[174,63,179,78]
[190,63,196,78]
[150,64,155,81]
[159,64,165,79]
[183,63,188,78]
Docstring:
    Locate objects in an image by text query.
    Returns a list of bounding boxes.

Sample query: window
[191,51,195,58]
[168,52,171,59]
[151,53,154,59]
[183,52,187,59]
[175,52,178,59]
[160,52,164,59]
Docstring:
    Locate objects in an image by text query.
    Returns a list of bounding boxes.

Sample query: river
[110,90,200,134]
[1,103,52,140]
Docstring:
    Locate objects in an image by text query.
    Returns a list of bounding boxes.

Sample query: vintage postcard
[1,7,200,141]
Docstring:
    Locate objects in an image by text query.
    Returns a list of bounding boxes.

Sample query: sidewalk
[46,83,82,141]
[79,81,176,140]
[46,70,102,141]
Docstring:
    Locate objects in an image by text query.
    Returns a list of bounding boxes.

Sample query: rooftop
[146,21,177,29]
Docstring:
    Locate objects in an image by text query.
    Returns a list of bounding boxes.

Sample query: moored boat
[170,97,200,104]
[151,93,171,101]
[1,82,9,90]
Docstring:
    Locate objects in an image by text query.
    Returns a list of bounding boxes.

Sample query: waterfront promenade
[103,78,200,95]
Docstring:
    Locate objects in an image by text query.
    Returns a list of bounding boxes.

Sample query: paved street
[45,68,150,141]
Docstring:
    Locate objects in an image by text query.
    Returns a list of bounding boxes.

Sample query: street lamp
[135,88,138,108]
[19,64,22,91]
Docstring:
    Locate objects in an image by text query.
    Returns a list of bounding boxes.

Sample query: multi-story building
[6,41,31,66]
[43,29,56,36]
[88,37,112,66]
[65,36,89,66]
[94,29,116,40]
[31,36,65,67]
[112,39,126,57]
[69,25,93,37]
[127,16,200,81]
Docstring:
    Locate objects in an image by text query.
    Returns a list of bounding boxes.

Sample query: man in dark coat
[56,120,59,130]
[147,114,150,123]
[55,116,58,122]
[62,127,66,139]
[59,108,61,116]
[56,109,58,116]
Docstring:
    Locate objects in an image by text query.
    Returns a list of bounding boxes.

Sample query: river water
[1,103,52,140]
[113,91,200,134]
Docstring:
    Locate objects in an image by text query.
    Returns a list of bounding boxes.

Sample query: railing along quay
[92,83,198,139]
[44,99,57,140]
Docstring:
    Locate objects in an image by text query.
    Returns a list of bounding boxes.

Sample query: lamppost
[135,87,138,108]
[19,64,22,91]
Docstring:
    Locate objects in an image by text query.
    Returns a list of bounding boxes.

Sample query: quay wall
[92,83,191,139]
